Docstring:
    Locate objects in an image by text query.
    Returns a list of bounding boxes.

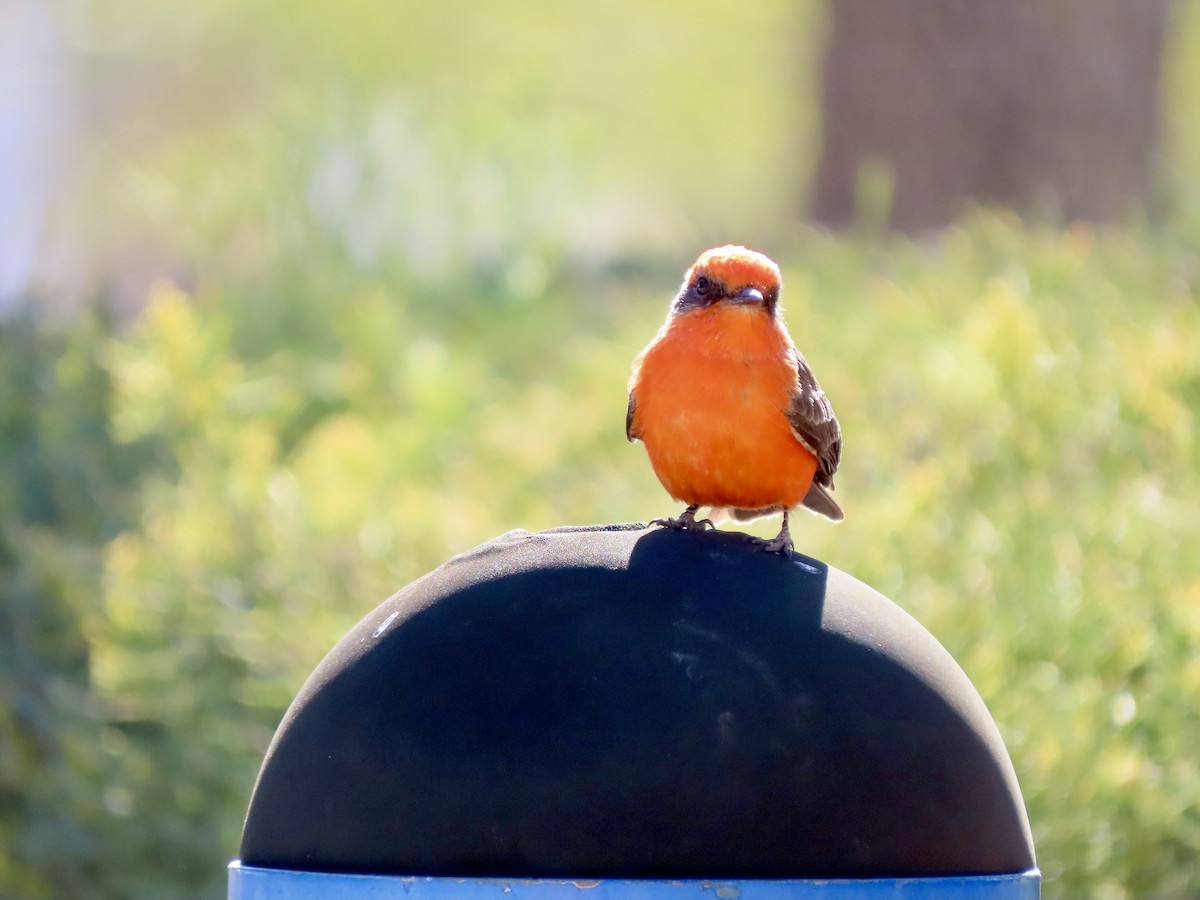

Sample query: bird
[626,245,842,556]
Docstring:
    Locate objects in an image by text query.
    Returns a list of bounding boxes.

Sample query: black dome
[240,525,1034,879]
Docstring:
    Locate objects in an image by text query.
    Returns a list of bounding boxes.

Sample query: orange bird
[626,245,842,556]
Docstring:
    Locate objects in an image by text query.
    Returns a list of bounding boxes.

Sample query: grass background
[2,1,1199,897]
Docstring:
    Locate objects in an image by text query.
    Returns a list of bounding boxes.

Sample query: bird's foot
[754,533,794,557]
[650,505,715,532]
[751,511,793,557]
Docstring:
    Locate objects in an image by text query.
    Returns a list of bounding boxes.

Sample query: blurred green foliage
[4,1,1200,898]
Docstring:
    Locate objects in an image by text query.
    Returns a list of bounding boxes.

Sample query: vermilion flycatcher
[626,245,842,556]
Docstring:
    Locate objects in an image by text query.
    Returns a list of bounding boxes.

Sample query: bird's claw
[651,506,715,532]
[749,510,793,557]
[752,533,794,557]
[651,516,715,532]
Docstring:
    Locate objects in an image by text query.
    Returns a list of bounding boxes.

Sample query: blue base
[228,863,1040,900]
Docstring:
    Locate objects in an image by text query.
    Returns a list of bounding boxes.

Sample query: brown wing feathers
[787,352,844,520]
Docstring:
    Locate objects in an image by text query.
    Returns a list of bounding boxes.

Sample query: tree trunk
[810,0,1171,231]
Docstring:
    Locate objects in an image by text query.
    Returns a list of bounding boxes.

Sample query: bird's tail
[712,488,844,525]
[800,482,844,522]
[710,506,781,524]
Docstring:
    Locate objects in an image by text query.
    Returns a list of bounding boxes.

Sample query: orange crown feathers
[688,245,782,293]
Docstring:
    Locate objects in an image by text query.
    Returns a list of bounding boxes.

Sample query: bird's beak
[729,287,766,306]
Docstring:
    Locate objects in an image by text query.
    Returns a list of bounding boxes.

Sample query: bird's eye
[695,276,710,294]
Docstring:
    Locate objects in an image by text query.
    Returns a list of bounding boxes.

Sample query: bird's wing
[625,392,640,442]
[786,351,841,489]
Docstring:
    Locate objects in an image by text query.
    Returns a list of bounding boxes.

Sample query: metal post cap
[237,525,1035,883]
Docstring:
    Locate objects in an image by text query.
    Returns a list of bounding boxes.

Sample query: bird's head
[672,245,782,315]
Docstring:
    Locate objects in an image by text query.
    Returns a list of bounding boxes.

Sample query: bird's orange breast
[629,305,818,510]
